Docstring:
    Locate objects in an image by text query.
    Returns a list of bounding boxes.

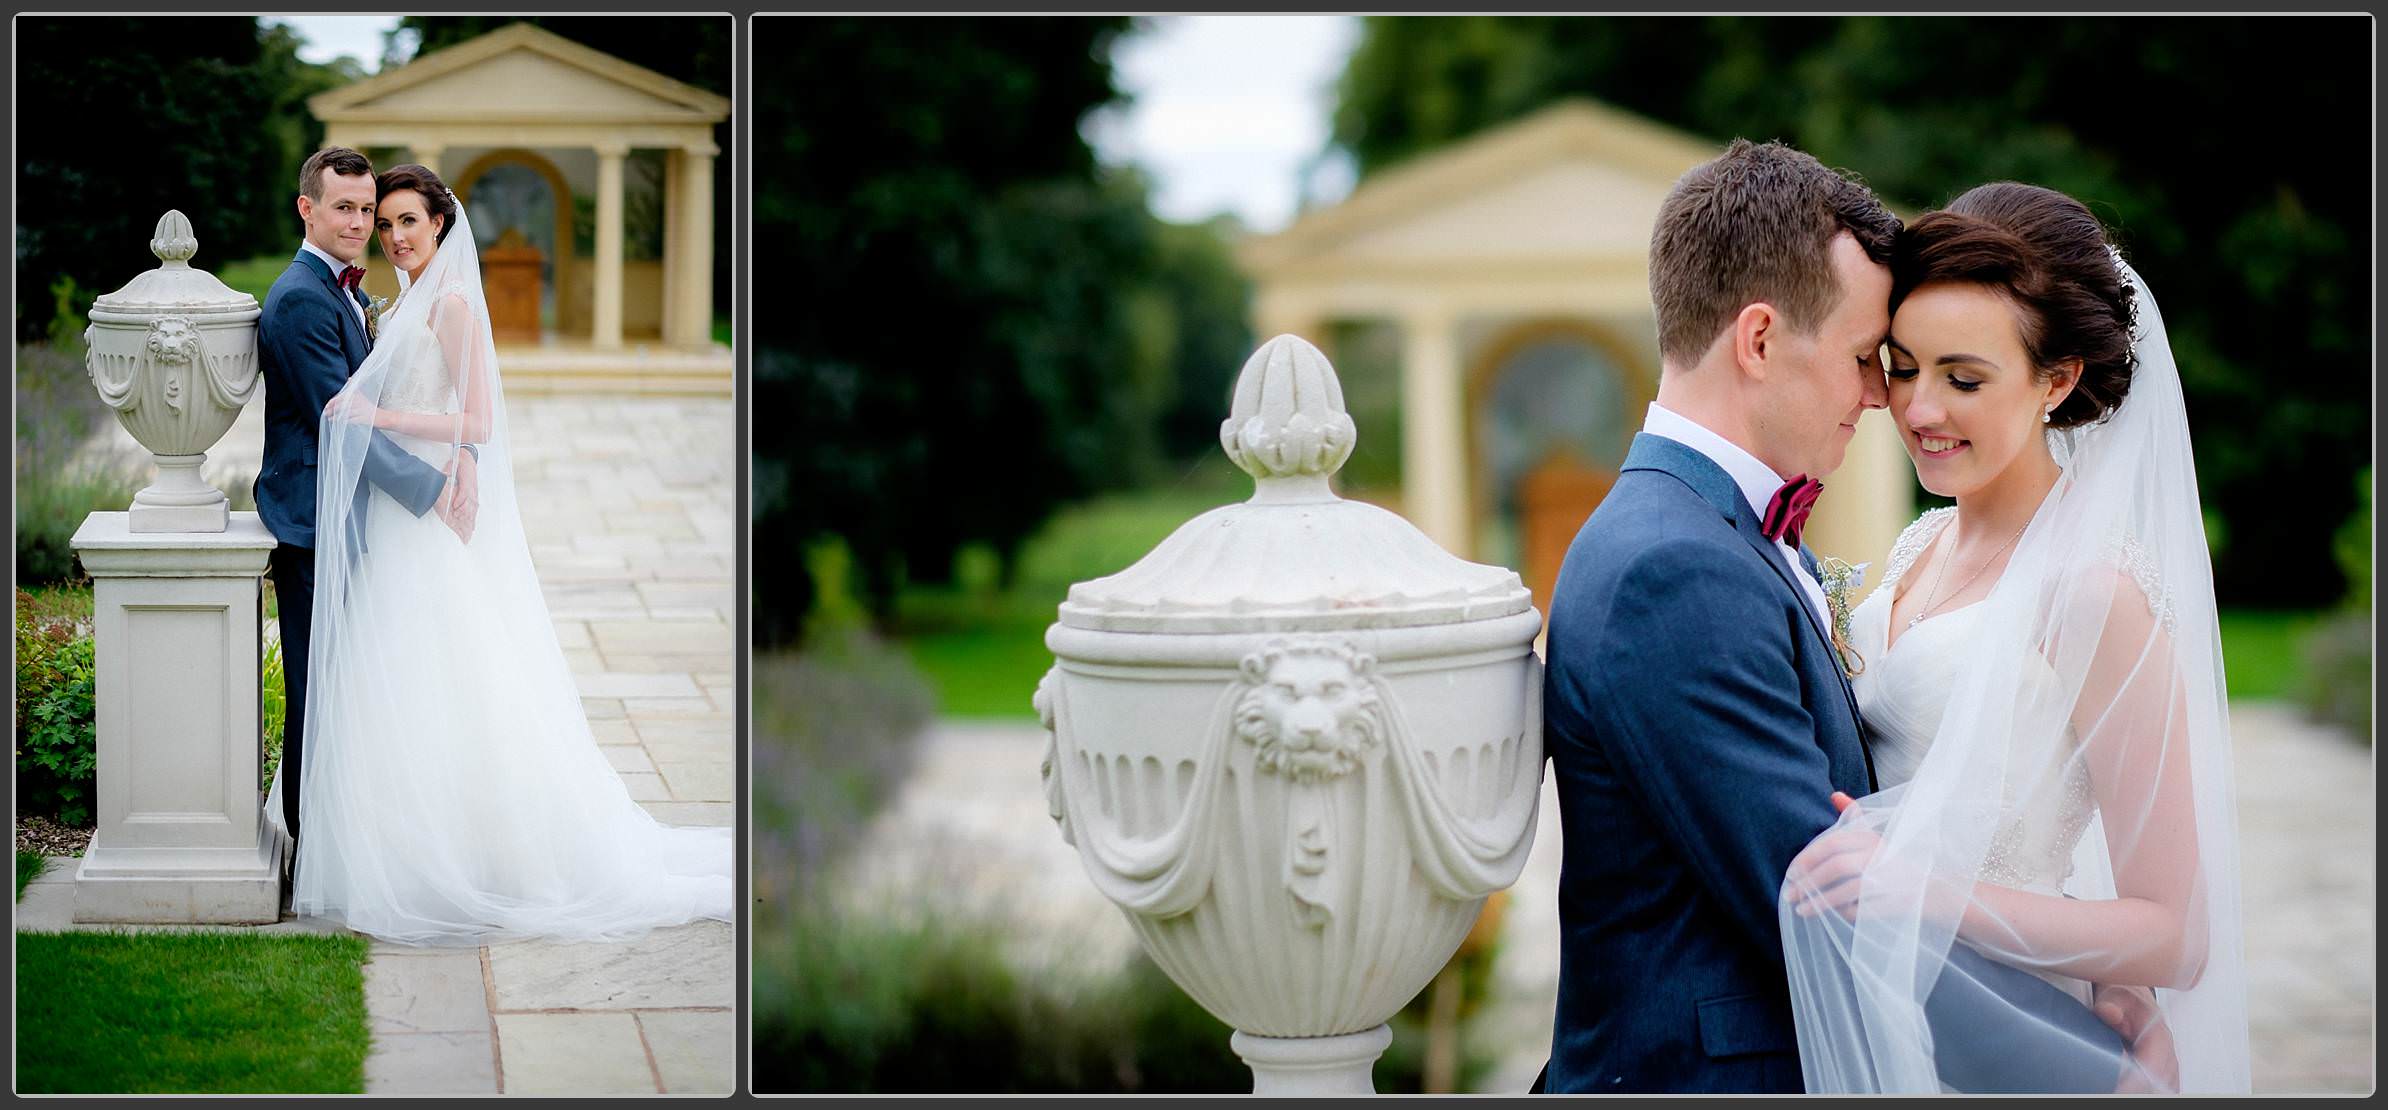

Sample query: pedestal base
[1232,1025,1393,1096]
[69,511,282,925]
[73,823,286,925]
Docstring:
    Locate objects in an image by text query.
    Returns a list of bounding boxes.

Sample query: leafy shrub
[753,906,1245,1093]
[16,589,98,826]
[261,637,287,791]
[15,341,137,587]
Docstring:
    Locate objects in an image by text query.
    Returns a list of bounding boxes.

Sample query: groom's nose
[1860,362,1889,409]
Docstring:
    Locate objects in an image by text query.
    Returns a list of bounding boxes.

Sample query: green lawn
[890,466,1244,720]
[216,254,291,306]
[2218,608,2327,701]
[15,931,372,1094]
[17,850,48,900]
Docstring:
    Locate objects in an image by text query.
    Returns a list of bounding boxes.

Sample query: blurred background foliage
[750,17,1253,644]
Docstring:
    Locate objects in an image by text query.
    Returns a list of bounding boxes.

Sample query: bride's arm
[369,293,494,445]
[1950,569,2209,990]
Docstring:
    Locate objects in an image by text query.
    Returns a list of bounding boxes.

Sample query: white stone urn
[83,210,262,533]
[1039,334,1545,1094]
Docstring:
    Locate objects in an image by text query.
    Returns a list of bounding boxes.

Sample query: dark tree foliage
[401,17,734,322]
[16,17,351,341]
[751,17,1252,645]
[1333,16,2370,605]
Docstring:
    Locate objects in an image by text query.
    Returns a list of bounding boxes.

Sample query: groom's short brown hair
[299,147,372,203]
[1649,139,1900,368]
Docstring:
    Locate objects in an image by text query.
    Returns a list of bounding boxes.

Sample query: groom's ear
[1731,301,1782,382]
[295,193,313,224]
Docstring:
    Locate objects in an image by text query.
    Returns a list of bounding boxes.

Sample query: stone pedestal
[70,511,284,924]
[1234,1027,1395,1095]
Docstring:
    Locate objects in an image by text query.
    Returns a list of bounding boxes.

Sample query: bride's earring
[2042,405,2054,424]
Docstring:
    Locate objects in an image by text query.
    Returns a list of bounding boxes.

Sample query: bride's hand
[323,392,382,427]
[1783,793,1941,921]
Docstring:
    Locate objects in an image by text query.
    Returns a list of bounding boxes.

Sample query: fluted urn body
[1040,335,1544,1094]
[83,211,262,533]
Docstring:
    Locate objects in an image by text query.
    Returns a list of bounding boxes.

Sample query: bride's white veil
[1780,255,2249,1092]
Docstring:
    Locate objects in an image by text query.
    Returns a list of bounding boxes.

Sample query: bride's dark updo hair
[375,163,459,245]
[1891,182,2137,429]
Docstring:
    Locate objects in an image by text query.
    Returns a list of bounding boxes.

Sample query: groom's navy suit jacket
[1541,434,1870,1093]
[1539,434,2125,1093]
[254,249,443,550]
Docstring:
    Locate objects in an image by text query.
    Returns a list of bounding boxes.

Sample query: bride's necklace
[1907,516,2030,630]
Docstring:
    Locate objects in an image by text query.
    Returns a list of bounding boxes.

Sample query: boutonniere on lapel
[1816,555,1870,677]
[364,293,390,344]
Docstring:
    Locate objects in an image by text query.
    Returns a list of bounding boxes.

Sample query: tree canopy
[1332,15,2369,605]
[16,18,354,342]
[749,17,1251,644]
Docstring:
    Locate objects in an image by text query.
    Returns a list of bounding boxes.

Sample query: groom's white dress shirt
[1642,401,1832,628]
[300,238,370,333]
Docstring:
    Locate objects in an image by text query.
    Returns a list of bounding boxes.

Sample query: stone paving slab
[364,1030,501,1094]
[493,1012,658,1095]
[489,921,735,1012]
[639,1010,739,1094]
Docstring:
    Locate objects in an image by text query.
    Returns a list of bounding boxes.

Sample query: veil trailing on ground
[1779,259,2249,1091]
[269,199,730,944]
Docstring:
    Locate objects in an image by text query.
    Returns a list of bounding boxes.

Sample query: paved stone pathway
[867,701,2372,1094]
[27,391,736,1095]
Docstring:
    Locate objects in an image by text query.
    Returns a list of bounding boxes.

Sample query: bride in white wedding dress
[265,164,732,946]
[1778,183,2247,1092]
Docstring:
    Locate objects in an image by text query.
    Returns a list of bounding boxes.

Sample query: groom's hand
[2092,983,2180,1092]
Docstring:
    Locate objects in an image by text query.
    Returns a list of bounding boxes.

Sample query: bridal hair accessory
[1761,474,1823,547]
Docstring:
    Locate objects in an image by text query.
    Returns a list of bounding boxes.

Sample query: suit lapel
[294,250,367,364]
[1623,434,1869,773]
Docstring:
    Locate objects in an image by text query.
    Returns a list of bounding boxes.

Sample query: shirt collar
[1641,401,1789,522]
[299,238,354,279]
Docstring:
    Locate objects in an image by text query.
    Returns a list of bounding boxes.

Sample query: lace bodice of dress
[379,288,461,415]
[1847,509,2097,895]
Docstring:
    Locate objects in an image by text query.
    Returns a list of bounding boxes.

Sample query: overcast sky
[267,15,1361,234]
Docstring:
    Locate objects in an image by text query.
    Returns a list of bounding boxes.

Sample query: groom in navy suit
[1535,140,2126,1092]
[255,147,473,846]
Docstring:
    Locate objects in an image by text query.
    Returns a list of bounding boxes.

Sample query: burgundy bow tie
[338,265,365,291]
[1760,474,1824,547]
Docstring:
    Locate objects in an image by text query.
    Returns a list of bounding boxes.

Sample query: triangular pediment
[310,22,728,124]
[1242,99,1725,273]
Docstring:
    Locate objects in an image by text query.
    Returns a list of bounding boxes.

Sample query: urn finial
[1220,334,1355,501]
[150,211,198,268]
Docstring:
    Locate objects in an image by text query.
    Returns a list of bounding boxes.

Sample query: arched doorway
[453,149,575,342]
[1466,321,1653,616]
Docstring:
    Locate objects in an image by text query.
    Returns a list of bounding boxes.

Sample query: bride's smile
[1884,282,2078,503]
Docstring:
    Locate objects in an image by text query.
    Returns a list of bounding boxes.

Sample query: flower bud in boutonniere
[1817,555,1870,677]
[365,294,390,344]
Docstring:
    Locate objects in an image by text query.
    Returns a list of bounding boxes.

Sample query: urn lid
[1056,335,1532,634]
[88,212,260,319]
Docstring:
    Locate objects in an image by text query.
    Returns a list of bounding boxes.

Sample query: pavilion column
[593,140,628,350]
[1400,306,1469,557]
[666,143,717,349]
[412,144,445,176]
